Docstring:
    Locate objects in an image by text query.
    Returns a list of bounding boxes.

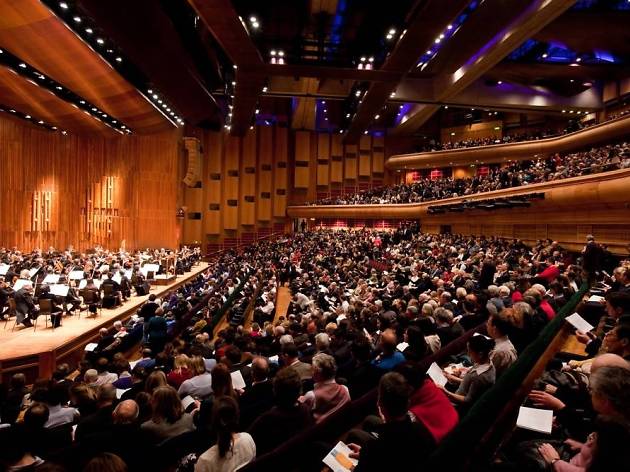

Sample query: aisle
[273,285,292,323]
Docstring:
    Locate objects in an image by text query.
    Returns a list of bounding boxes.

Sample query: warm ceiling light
[85,28,93,34]
[79,100,85,104]
[355,90,361,97]
[447,24,453,30]
[25,115,31,119]
[115,57,122,62]
[368,56,374,62]
[576,57,582,62]
[360,56,366,62]
[250,16,257,23]
[255,108,260,114]
[450,132,455,136]
[152,94,158,99]
[426,50,432,55]
[346,113,350,118]
[582,82,592,87]
[96,38,105,45]
[262,86,268,92]
[73,16,81,23]
[390,92,396,98]
[434,38,441,44]
[570,62,579,67]
[439,34,445,39]
[59,2,68,9]
[323,109,327,113]
[278,51,284,57]
[270,50,276,56]
[52,126,57,130]
[18,63,26,68]
[562,109,566,113]
[251,22,259,29]
[38,120,44,124]
[364,131,368,135]
[542,53,548,59]
[497,80,503,85]
[56,86,62,90]
[61,130,67,135]
[374,114,380,119]
[444,105,448,109]
[388,28,396,35]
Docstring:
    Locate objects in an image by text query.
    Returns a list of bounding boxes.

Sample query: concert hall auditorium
[1,1,630,471]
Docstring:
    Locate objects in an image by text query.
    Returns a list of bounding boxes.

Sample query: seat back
[8,297,16,313]
[38,298,53,314]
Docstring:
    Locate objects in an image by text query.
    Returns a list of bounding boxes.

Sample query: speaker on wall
[182,137,202,187]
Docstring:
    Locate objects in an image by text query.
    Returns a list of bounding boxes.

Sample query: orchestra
[0,245,201,330]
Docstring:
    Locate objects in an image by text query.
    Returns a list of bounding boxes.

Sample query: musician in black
[0,277,14,319]
[38,285,63,328]
[14,283,38,328]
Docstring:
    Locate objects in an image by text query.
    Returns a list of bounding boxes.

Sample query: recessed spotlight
[157,100,163,104]
[323,109,327,113]
[355,90,361,97]
[96,38,105,45]
[450,132,455,136]
[570,79,574,83]
[56,86,62,90]
[25,115,31,119]
[59,2,68,9]
[270,50,276,56]
[91,107,97,111]
[497,80,503,85]
[233,65,238,69]
[364,130,368,135]
[278,51,284,57]
[324,117,328,121]
[73,16,81,23]
[61,130,67,135]
[79,100,85,104]
[346,113,350,118]
[434,38,441,44]
[388,28,396,35]
[368,56,374,62]
[38,120,44,124]
[52,126,57,130]
[255,108,260,114]
[148,89,153,94]
[374,114,380,119]
[576,57,582,62]
[570,62,579,67]
[251,22,259,29]
[231,81,236,86]
[447,24,453,30]
[444,105,448,109]
[426,50,432,55]
[115,57,122,62]
[152,94,158,99]
[390,92,396,98]
[542,53,548,59]
[562,109,566,113]
[18,63,26,68]
[262,86,268,92]
[360,56,366,62]
[85,28,93,34]
[250,16,257,23]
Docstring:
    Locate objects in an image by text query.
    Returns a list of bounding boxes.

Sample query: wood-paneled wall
[180,127,391,248]
[0,117,181,251]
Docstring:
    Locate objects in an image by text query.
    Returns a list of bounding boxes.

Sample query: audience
[309,142,630,206]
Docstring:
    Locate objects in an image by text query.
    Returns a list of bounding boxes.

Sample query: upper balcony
[386,114,630,170]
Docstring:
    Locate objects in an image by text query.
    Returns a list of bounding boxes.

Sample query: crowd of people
[309,142,630,205]
[424,129,561,152]
[2,224,611,471]
[0,246,201,329]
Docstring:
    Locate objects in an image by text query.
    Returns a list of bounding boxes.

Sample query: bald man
[371,329,405,372]
[113,400,139,425]
[239,357,274,429]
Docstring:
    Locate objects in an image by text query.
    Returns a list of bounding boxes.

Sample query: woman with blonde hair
[178,356,213,399]
[144,370,168,394]
[167,354,192,389]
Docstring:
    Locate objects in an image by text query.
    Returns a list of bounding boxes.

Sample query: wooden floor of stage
[0,262,209,362]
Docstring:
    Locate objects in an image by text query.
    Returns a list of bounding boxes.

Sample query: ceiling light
[56,86,62,90]
[91,107,97,111]
[323,109,327,113]
[157,100,162,104]
[233,65,238,69]
[444,105,448,109]
[497,80,503,85]
[569,110,574,113]
[262,86,268,92]
[576,57,582,62]
[18,63,26,68]
[115,57,122,62]
[570,62,579,67]
[61,130,67,135]
[451,132,455,136]
[148,89,153,94]
[79,100,85,104]
[368,57,374,62]
[355,90,361,97]
[434,38,441,44]
[447,24,453,30]
[346,113,350,118]
[52,126,57,130]
[38,120,44,124]
[251,22,259,29]
[96,38,105,45]
[569,79,574,83]
[374,114,380,119]
[388,28,396,35]
[249,16,257,23]
[360,56,366,62]
[73,16,81,23]
[390,92,396,98]
[85,28,93,34]
[562,109,566,113]
[270,50,276,56]
[426,50,432,55]
[152,94,158,99]
[542,53,548,59]
[59,2,68,9]
[439,34,445,39]
[324,117,328,121]
[339,129,343,134]
[364,131,368,135]
[25,115,31,119]
[278,51,284,57]
[255,108,260,114]
[231,81,236,86]
[582,82,592,87]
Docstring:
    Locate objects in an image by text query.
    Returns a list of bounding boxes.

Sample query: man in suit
[239,357,275,429]
[14,282,38,327]
[101,273,123,307]
[38,284,63,328]
[281,342,313,382]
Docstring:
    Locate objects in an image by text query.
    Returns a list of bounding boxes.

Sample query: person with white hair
[14,281,38,328]
[299,353,350,423]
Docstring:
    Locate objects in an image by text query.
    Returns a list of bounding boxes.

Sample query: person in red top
[167,354,193,389]
[398,363,458,444]
[536,264,560,285]
[531,283,556,321]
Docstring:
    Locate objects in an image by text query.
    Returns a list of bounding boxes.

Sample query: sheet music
[29,267,40,278]
[99,264,110,273]
[124,270,132,279]
[13,279,31,291]
[43,274,60,284]
[50,284,70,297]
[69,270,85,280]
[396,342,409,352]
[0,264,9,275]
[112,273,122,285]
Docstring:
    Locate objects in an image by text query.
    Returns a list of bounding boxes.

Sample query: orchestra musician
[38,285,63,328]
[14,282,38,328]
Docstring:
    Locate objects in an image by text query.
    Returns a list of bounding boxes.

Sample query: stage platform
[0,263,209,383]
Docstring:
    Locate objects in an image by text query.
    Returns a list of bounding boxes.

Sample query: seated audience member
[281,343,313,382]
[94,357,118,386]
[486,310,518,377]
[299,353,350,423]
[440,335,496,410]
[195,397,256,472]
[1,373,28,426]
[238,357,275,429]
[401,324,429,362]
[435,307,465,346]
[44,382,80,428]
[347,372,435,472]
[196,363,238,431]
[141,386,195,443]
[74,383,117,442]
[371,329,406,372]
[602,323,630,360]
[167,354,193,389]
[178,356,213,399]
[248,367,313,455]
[135,348,156,371]
[84,452,128,472]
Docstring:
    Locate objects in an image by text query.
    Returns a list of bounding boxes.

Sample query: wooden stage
[0,262,209,383]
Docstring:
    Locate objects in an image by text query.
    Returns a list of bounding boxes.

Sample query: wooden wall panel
[359,135,372,177]
[372,136,385,174]
[274,127,288,218]
[240,130,256,226]
[204,132,222,235]
[0,117,180,251]
[224,136,240,230]
[330,135,344,183]
[317,133,330,186]
[344,144,358,180]
[257,126,273,222]
[294,130,311,189]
